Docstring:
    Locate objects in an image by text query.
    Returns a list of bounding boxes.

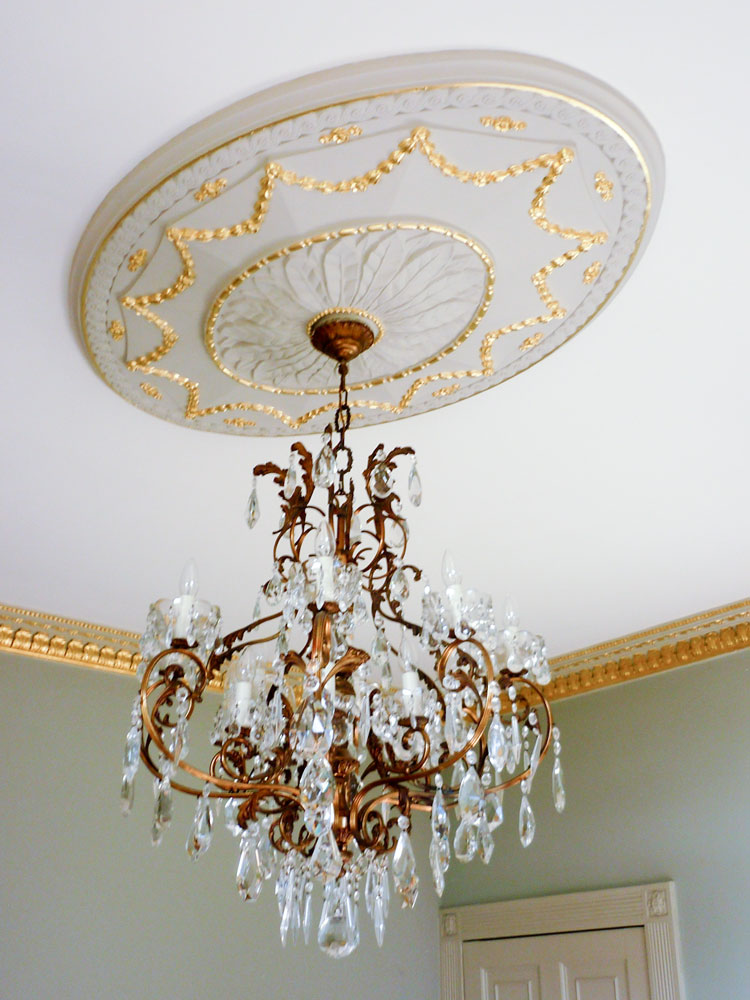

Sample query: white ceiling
[1,0,748,657]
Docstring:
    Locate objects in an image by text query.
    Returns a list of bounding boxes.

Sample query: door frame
[440,881,685,1000]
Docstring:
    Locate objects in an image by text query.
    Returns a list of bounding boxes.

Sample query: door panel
[463,927,650,1000]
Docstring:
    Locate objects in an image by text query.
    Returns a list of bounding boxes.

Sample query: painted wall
[0,654,440,1000]
[443,652,750,999]
[2,651,748,999]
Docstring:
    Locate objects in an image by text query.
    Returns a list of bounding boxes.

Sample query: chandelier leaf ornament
[121,315,565,957]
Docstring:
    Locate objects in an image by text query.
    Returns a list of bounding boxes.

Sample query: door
[462,926,651,1000]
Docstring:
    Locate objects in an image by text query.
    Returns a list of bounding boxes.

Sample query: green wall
[443,653,750,999]
[0,654,439,1000]
[2,651,748,999]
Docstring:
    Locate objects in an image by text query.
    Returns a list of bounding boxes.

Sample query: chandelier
[120,315,564,956]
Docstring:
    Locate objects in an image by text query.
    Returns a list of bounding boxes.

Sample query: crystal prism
[154,777,173,828]
[552,757,566,813]
[392,829,419,908]
[388,567,409,604]
[519,794,536,847]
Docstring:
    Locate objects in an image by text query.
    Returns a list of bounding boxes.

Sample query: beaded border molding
[1,599,748,700]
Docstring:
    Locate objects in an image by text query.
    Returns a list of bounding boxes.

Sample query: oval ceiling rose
[71,50,663,437]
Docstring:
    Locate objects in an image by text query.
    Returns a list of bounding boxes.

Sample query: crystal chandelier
[121,315,565,957]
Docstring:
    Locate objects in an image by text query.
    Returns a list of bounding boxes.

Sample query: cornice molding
[1,599,748,699]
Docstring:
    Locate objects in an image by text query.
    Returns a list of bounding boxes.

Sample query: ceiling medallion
[71,51,662,436]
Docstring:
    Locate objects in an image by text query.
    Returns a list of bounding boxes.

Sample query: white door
[463,926,651,1000]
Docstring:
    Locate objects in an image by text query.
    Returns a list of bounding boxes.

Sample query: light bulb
[179,559,199,597]
[504,596,519,627]
[441,550,461,587]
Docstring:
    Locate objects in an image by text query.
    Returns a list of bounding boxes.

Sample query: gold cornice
[2,600,748,700]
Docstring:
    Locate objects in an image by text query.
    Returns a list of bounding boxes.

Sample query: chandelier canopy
[122,315,564,957]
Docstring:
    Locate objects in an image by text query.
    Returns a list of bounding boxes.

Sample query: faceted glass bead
[408,461,422,506]
[457,766,482,823]
[552,757,566,813]
[237,833,263,901]
[245,486,260,529]
[453,818,478,863]
[186,792,213,861]
[519,794,536,848]
[300,755,335,837]
[313,443,336,489]
[392,828,419,908]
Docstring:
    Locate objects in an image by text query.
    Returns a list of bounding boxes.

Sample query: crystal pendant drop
[431,788,450,840]
[388,566,409,604]
[487,715,507,772]
[392,828,419,908]
[371,461,393,499]
[123,725,141,777]
[318,882,359,958]
[154,777,173,827]
[310,827,343,881]
[477,814,494,864]
[283,454,298,499]
[236,832,263,901]
[453,818,478,863]
[457,766,482,823]
[484,790,504,831]
[120,773,135,816]
[429,836,450,896]
[300,755,335,837]
[187,789,213,860]
[245,480,260,529]
[519,794,536,848]
[313,443,336,489]
[408,460,422,506]
[552,757,566,813]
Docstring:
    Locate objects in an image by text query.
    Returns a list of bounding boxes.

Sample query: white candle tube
[401,670,423,715]
[173,595,194,639]
[320,556,336,602]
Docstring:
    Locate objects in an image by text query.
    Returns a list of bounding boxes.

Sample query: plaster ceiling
[1,0,747,658]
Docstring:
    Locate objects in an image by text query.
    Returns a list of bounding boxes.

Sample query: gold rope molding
[1,599,748,700]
